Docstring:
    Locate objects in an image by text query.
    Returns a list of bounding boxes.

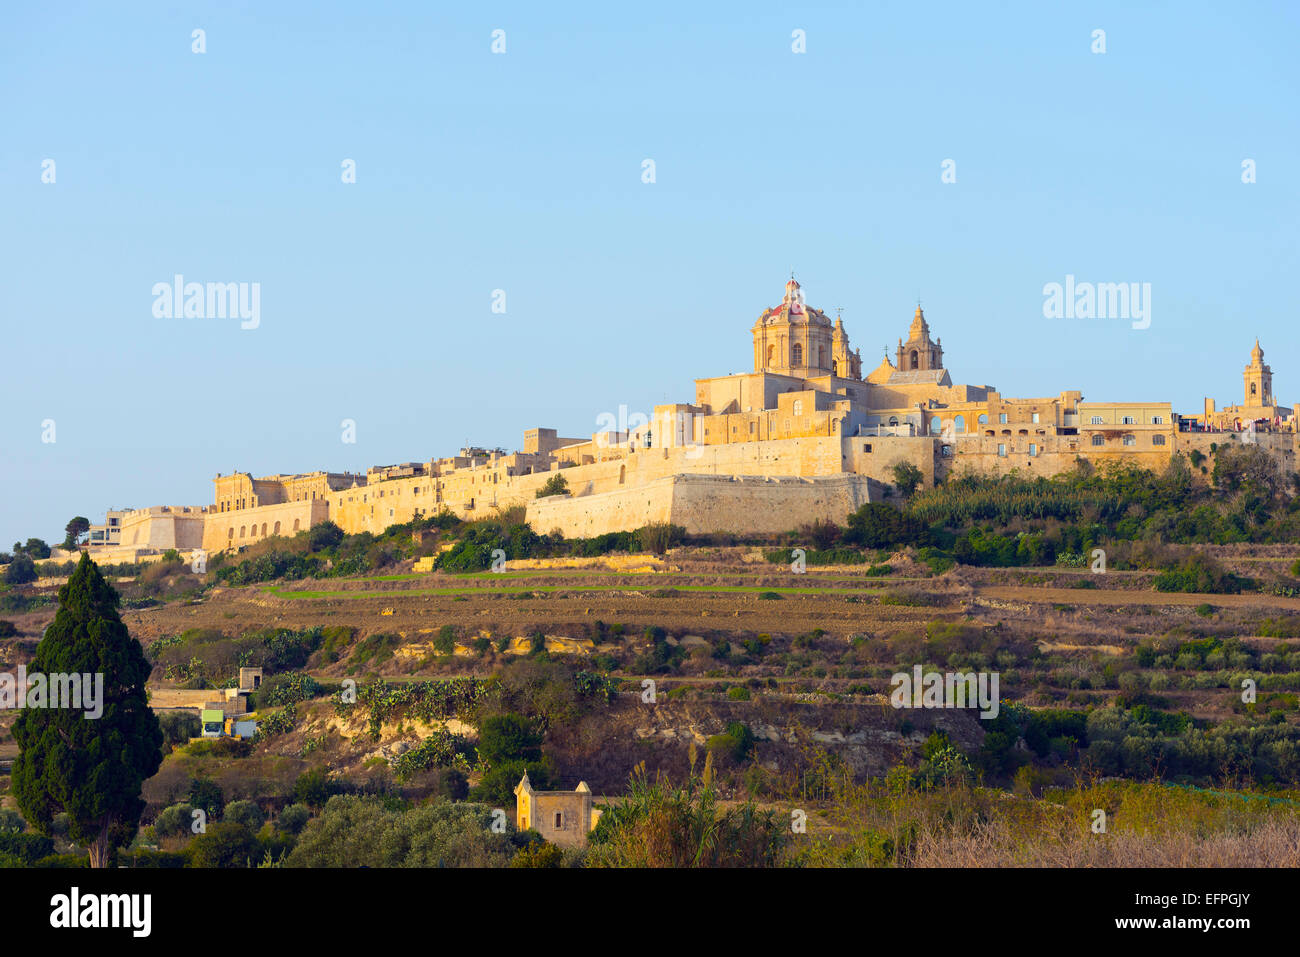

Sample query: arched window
[978,413,988,425]
[832,360,838,376]
[1251,383,1257,395]
[941,445,952,456]
[1123,434,1136,446]
[240,525,246,537]
[261,523,267,536]
[1091,435,1104,446]
[766,345,775,368]
[227,527,234,539]
[273,521,281,535]
[818,346,826,368]
[888,416,899,427]
[1153,434,1166,446]
[910,350,919,369]
[792,343,803,366]
[293,519,301,531]
[930,416,941,435]
[954,415,966,433]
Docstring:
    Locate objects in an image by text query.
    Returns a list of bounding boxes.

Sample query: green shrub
[153,803,196,838]
[0,830,53,864]
[2,555,37,585]
[287,797,516,868]
[157,711,201,746]
[635,523,685,555]
[706,721,754,762]
[293,768,340,810]
[433,624,457,655]
[223,800,265,832]
[256,671,321,707]
[535,474,570,498]
[391,731,474,780]
[1153,554,1250,594]
[189,779,224,820]
[187,821,260,868]
[276,804,311,835]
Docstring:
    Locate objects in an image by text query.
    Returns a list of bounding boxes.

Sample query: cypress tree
[11,553,162,867]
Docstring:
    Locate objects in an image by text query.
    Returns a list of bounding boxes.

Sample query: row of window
[922,411,1041,435]
[1088,414,1165,425]
[768,343,828,367]
[227,518,302,539]
[935,432,1168,459]
[1091,433,1166,446]
[917,411,1169,434]
[995,443,1040,457]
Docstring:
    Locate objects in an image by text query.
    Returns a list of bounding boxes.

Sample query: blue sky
[2,1,1297,548]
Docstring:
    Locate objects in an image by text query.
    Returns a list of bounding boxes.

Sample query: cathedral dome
[755,275,831,327]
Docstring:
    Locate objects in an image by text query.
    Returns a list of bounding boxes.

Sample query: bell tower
[1244,339,1273,407]
[896,305,944,372]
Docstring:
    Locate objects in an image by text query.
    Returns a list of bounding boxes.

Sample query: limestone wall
[117,507,207,550]
[669,473,875,534]
[1174,430,1297,474]
[150,688,247,715]
[201,499,328,553]
[526,472,877,537]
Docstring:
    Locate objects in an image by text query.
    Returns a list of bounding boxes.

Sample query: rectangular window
[1031,412,1040,424]
[998,444,1007,457]
[1029,444,1038,456]
[1090,415,1104,425]
[1123,435,1136,446]
[1122,416,1136,425]
[863,443,872,452]
[999,413,1008,424]
[1152,415,1164,424]
[554,812,563,828]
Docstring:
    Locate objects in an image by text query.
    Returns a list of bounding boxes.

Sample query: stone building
[80,277,1300,549]
[514,772,601,848]
[1195,340,1295,433]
